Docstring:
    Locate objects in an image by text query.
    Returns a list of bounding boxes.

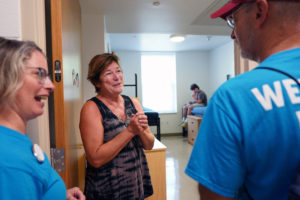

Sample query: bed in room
[143,107,161,141]
[124,74,161,141]
[191,106,207,118]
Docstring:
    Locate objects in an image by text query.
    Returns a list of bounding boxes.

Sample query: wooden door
[45,0,85,189]
[234,42,258,75]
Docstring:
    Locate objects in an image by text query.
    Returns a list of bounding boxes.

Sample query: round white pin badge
[32,144,45,163]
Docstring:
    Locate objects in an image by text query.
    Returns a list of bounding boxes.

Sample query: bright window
[141,53,177,113]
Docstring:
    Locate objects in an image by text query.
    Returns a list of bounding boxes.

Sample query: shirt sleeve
[0,168,40,200]
[43,169,67,200]
[0,161,66,200]
[196,92,201,101]
[185,92,246,198]
[197,91,206,104]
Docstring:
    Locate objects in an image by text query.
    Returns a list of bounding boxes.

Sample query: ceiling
[79,0,233,52]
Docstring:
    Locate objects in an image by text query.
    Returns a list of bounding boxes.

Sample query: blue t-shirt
[185,48,300,200]
[0,125,66,200]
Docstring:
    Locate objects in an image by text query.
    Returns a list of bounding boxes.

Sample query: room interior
[77,0,236,135]
[0,0,257,199]
[78,1,238,199]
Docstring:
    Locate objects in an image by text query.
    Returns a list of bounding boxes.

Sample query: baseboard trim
[161,133,182,137]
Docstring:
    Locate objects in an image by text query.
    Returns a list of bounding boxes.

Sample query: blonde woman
[0,37,85,200]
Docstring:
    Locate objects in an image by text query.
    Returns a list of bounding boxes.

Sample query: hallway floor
[161,135,199,200]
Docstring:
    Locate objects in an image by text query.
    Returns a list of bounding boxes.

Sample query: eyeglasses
[226,3,246,29]
[226,15,235,29]
[26,67,52,84]
[225,0,299,29]
[225,1,257,29]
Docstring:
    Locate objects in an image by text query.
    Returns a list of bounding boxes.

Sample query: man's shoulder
[210,70,260,103]
[199,90,206,95]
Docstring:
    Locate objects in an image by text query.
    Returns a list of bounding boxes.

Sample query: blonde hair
[0,37,43,110]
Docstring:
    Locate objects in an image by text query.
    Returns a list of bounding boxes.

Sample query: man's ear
[254,0,269,28]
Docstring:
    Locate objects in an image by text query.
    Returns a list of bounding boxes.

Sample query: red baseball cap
[210,0,255,19]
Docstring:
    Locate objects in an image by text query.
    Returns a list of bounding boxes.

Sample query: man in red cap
[185,0,300,199]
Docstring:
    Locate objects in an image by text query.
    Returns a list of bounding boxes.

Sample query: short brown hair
[87,52,121,93]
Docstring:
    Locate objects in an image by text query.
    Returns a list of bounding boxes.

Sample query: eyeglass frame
[225,0,300,29]
[226,3,251,29]
[26,67,52,84]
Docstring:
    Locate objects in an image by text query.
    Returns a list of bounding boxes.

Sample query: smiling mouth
[35,96,48,102]
[114,82,123,86]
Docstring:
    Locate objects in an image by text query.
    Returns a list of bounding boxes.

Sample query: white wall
[208,41,234,99]
[81,13,106,102]
[115,51,142,98]
[0,0,20,39]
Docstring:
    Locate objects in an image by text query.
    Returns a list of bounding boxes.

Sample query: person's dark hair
[87,52,121,93]
[0,37,43,110]
[190,83,199,91]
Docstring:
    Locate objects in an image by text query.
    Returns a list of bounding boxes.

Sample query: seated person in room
[181,83,207,127]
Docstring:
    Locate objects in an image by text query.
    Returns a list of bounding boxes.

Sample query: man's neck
[257,21,300,62]
[263,33,300,61]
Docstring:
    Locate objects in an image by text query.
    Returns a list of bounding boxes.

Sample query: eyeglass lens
[27,67,51,84]
[225,2,246,29]
[37,67,53,84]
[37,67,46,79]
[226,16,235,29]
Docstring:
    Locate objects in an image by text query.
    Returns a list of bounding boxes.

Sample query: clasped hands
[127,112,148,135]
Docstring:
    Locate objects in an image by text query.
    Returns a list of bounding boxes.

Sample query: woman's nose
[44,76,55,92]
[113,72,119,80]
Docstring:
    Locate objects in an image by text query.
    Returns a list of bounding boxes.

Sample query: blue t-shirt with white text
[185,47,300,200]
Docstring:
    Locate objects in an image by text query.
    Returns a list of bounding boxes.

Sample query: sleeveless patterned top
[84,95,153,200]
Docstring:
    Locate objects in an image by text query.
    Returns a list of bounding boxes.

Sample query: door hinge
[50,148,65,172]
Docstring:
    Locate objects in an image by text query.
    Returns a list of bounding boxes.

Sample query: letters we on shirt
[251,78,300,126]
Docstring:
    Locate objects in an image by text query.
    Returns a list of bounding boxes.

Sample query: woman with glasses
[0,37,85,200]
